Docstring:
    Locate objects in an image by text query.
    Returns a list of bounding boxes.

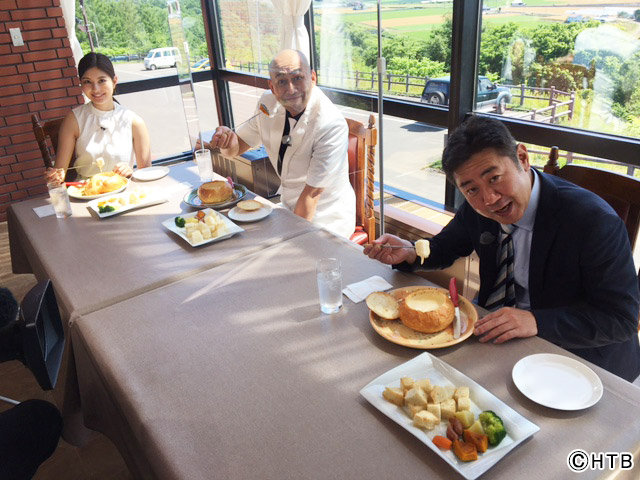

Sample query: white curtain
[270,0,312,61]
[60,0,84,65]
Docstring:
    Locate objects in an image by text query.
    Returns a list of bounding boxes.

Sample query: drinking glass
[316,258,343,314]
[194,148,213,181]
[47,182,72,218]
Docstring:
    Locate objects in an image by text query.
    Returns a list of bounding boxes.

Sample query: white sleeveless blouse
[72,102,135,178]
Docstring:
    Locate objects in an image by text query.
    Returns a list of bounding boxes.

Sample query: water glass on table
[316,258,343,314]
[47,181,72,218]
[194,148,213,181]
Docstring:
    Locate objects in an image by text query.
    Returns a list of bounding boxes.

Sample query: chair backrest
[32,114,77,181]
[32,114,64,169]
[345,114,377,243]
[544,146,640,249]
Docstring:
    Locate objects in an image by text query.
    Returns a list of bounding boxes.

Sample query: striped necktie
[485,224,516,311]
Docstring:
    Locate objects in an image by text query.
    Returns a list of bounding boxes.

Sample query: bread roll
[366,291,400,320]
[237,199,262,211]
[398,288,454,333]
[198,180,233,203]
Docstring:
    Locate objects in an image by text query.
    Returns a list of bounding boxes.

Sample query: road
[113,62,448,204]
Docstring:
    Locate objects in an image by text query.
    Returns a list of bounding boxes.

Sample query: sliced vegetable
[463,429,489,453]
[467,419,484,436]
[174,216,186,228]
[432,435,452,450]
[455,410,474,429]
[452,440,478,462]
[479,411,507,447]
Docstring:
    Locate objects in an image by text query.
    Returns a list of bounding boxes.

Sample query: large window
[478,2,640,140]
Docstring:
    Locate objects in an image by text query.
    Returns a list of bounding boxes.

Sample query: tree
[424,17,452,70]
[478,23,520,77]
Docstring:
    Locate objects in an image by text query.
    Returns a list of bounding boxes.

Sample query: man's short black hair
[442,116,518,180]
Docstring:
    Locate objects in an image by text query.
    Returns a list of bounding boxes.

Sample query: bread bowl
[398,287,454,333]
[198,180,233,204]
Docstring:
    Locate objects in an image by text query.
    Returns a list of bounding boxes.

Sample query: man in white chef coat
[207,49,356,238]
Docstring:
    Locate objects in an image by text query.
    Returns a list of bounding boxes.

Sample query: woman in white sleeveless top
[46,53,151,182]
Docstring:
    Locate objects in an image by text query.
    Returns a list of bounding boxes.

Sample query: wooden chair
[32,114,76,180]
[544,146,640,330]
[345,114,377,245]
[544,146,640,250]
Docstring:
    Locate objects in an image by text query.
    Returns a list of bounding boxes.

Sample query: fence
[504,84,575,124]
[529,147,637,177]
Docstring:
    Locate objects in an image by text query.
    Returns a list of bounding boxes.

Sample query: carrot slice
[433,435,453,450]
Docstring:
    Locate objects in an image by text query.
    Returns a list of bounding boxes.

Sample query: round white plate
[132,166,170,181]
[512,353,603,410]
[67,179,129,200]
[228,202,273,222]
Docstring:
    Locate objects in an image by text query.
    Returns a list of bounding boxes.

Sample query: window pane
[313,1,452,104]
[479,2,640,139]
[216,0,282,73]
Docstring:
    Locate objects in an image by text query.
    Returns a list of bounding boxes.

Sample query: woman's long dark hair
[77,52,118,102]
[78,52,116,80]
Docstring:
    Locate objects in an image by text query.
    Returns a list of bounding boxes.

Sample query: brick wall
[0,0,83,222]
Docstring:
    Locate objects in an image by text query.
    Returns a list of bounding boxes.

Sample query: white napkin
[34,204,55,218]
[343,275,393,303]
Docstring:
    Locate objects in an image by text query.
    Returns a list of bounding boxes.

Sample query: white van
[144,47,181,70]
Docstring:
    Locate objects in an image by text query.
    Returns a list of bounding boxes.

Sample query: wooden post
[569,93,575,121]
[406,73,410,93]
[543,146,560,174]
[531,109,537,121]
[387,73,391,91]
[566,152,573,164]
[551,104,557,124]
[549,86,555,106]
[371,72,375,89]
[520,84,525,106]
[355,70,359,90]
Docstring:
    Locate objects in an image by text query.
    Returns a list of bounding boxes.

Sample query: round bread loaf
[398,288,454,333]
[366,292,400,320]
[198,180,233,203]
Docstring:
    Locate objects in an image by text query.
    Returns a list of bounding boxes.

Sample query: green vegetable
[479,411,507,446]
[98,205,115,214]
[174,216,186,228]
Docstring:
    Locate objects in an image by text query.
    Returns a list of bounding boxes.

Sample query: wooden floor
[0,221,133,480]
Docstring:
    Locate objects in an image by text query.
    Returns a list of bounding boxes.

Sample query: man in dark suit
[365,116,640,382]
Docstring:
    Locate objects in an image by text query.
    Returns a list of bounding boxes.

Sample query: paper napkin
[343,275,393,303]
[33,204,55,218]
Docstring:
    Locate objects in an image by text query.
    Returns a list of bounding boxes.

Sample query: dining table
[7,162,316,321]
[68,228,640,480]
[7,162,640,479]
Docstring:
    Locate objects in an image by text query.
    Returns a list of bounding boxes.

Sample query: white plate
[67,178,129,200]
[512,353,603,410]
[132,166,170,181]
[227,201,273,222]
[87,189,167,218]
[162,208,244,247]
[360,352,539,480]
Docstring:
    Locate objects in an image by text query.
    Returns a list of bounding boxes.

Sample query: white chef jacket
[236,87,356,238]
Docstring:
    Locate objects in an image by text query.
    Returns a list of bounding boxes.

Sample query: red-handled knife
[449,277,462,339]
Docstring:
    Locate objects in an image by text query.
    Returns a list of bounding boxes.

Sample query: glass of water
[194,148,213,181]
[47,182,72,218]
[316,258,343,314]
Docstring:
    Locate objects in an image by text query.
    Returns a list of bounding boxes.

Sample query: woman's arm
[131,115,151,169]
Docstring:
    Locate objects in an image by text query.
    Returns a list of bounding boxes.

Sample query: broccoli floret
[98,205,115,214]
[174,216,186,228]
[479,411,507,446]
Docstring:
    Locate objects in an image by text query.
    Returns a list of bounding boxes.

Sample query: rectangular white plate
[87,190,167,218]
[360,352,539,480]
[161,208,244,247]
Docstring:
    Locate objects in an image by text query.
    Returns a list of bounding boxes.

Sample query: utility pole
[79,0,94,52]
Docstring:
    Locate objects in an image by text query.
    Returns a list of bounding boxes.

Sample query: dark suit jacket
[399,170,640,381]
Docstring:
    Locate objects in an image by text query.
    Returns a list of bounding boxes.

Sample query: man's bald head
[268,49,316,116]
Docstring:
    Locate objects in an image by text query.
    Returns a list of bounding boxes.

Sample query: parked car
[191,58,210,72]
[420,76,512,114]
[144,47,181,70]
